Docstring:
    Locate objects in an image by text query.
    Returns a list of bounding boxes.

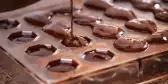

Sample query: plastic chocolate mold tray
[0,0,168,84]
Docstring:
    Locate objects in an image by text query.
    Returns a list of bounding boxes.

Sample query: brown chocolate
[114,37,148,52]
[162,0,168,2]
[84,0,114,10]
[0,19,19,29]
[24,11,53,27]
[125,19,157,33]
[105,6,137,20]
[131,0,159,11]
[73,12,102,26]
[92,23,124,39]
[43,22,71,39]
[83,49,114,62]
[51,3,81,14]
[47,59,78,72]
[61,36,91,47]
[153,8,168,22]
[145,30,168,43]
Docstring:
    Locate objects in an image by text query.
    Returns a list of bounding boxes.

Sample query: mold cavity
[46,59,78,72]
[82,49,114,62]
[25,44,57,57]
[0,19,19,29]
[8,31,37,43]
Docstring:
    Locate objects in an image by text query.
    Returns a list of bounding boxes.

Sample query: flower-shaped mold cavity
[46,59,78,72]
[25,44,57,57]
[8,31,37,44]
[82,49,114,62]
[0,19,19,29]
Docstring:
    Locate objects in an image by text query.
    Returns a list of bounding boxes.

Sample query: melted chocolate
[153,8,168,22]
[84,0,114,10]
[131,0,159,11]
[125,19,157,33]
[0,19,19,29]
[24,11,53,27]
[114,37,148,52]
[92,23,124,39]
[73,12,102,26]
[145,30,168,43]
[51,3,81,14]
[105,6,137,20]
[61,36,91,47]
[43,22,71,39]
[25,44,56,57]
[83,49,114,62]
[47,59,78,72]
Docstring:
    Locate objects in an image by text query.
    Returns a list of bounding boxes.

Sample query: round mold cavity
[46,58,78,72]
[8,31,37,43]
[82,49,114,62]
[0,0,39,13]
[0,19,19,29]
[25,44,57,57]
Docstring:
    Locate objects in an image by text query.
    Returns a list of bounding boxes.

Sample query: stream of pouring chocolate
[70,0,74,36]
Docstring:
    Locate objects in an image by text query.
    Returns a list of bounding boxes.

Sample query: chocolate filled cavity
[46,59,78,72]
[125,19,157,33]
[83,49,114,62]
[61,36,91,47]
[73,12,102,26]
[8,31,37,44]
[131,0,159,11]
[84,0,114,10]
[24,11,53,27]
[25,44,57,57]
[105,6,137,20]
[0,19,19,29]
[51,3,81,14]
[92,23,124,39]
[145,30,168,43]
[43,22,71,39]
[153,8,168,22]
[114,37,148,52]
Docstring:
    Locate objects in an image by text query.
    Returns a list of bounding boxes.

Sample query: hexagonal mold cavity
[46,59,78,72]
[8,31,38,43]
[82,49,114,62]
[0,19,19,29]
[25,44,57,57]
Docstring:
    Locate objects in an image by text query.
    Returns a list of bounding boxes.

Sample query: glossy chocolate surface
[114,37,148,52]
[125,19,157,33]
[145,30,168,43]
[153,8,168,22]
[73,12,102,26]
[84,0,114,10]
[105,6,137,20]
[92,23,124,39]
[43,22,71,39]
[24,11,53,27]
[131,0,159,11]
